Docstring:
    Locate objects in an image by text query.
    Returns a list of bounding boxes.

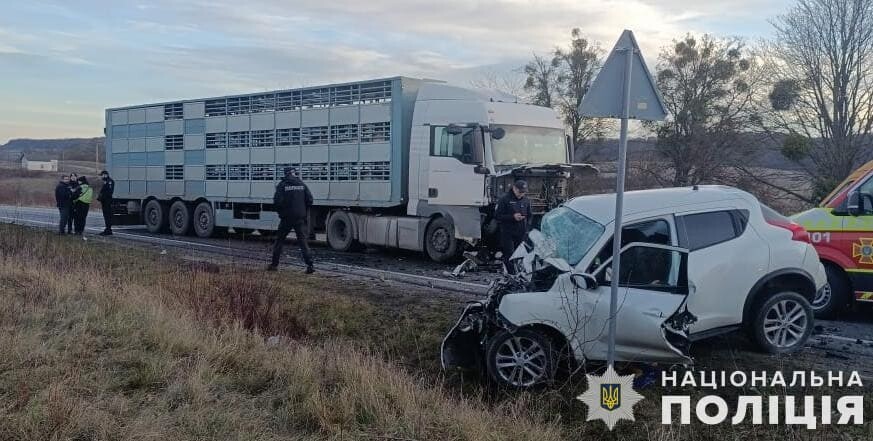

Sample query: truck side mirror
[848,189,862,216]
[474,165,490,175]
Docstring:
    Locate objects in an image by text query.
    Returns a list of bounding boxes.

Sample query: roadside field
[0,224,869,440]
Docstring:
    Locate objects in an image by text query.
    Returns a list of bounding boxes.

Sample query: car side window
[594,245,688,294]
[586,219,671,273]
[677,210,747,251]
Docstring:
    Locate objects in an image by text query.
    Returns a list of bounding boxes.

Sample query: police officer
[268,167,315,273]
[55,175,73,235]
[495,179,532,274]
[97,170,115,236]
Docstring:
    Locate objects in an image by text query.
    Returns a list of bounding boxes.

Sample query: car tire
[327,210,359,252]
[168,201,193,236]
[751,291,814,354]
[424,217,462,263]
[485,328,556,389]
[814,264,849,318]
[143,199,168,234]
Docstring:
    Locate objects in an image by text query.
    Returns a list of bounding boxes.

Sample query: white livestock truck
[104,77,592,262]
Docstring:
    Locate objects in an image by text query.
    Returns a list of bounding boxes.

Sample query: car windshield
[491,125,566,166]
[538,206,604,266]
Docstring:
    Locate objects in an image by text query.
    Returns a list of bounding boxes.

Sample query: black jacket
[98,177,115,202]
[55,182,72,208]
[273,176,313,220]
[495,191,532,235]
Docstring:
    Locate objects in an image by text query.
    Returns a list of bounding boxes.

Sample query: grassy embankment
[0,224,869,440]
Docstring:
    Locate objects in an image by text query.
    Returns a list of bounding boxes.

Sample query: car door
[573,242,693,364]
[675,208,766,333]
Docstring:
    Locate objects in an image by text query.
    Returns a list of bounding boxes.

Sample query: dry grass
[0,224,869,440]
[0,169,59,207]
[0,224,563,440]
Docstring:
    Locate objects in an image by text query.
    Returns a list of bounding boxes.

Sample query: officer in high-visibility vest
[73,176,93,238]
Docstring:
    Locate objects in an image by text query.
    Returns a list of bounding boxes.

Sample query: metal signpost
[578,30,667,367]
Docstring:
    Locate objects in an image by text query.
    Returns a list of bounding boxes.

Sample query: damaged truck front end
[441,225,698,386]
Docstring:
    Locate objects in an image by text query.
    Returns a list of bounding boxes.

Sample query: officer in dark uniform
[268,167,315,273]
[97,170,115,236]
[495,179,532,274]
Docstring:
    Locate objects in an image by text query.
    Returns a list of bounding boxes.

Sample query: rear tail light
[767,219,810,243]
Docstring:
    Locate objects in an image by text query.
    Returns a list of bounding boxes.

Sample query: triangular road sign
[579,30,667,121]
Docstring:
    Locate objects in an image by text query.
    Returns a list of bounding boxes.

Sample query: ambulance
[794,160,873,317]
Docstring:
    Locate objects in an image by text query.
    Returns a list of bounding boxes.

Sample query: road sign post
[579,30,667,367]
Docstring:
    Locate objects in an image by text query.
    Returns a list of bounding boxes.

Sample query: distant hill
[0,137,105,162]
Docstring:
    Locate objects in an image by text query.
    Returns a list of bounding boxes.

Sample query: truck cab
[793,160,873,316]
[406,82,587,261]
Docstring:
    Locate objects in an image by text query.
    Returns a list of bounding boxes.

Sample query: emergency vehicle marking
[852,238,873,264]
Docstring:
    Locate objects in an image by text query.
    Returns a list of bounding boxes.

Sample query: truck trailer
[104,77,591,262]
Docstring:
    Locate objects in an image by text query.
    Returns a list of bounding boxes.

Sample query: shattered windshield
[491,125,567,166]
[538,206,604,266]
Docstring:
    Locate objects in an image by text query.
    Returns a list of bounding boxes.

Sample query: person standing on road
[55,175,73,235]
[268,167,315,273]
[97,170,115,236]
[66,173,79,234]
[495,179,532,274]
[73,176,93,238]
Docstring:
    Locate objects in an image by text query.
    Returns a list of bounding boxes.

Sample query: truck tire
[814,264,849,318]
[144,199,168,234]
[168,201,193,236]
[327,210,358,252]
[425,217,461,263]
[485,328,556,389]
[750,291,813,354]
[193,201,218,238]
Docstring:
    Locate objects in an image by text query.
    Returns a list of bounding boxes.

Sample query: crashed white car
[442,185,827,388]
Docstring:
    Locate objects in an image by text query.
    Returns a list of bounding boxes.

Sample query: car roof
[564,185,757,225]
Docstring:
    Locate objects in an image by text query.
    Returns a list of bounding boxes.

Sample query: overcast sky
[0,0,792,143]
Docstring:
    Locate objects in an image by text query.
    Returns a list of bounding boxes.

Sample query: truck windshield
[491,125,567,166]
[539,206,604,266]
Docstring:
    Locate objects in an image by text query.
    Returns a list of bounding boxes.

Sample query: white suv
[442,186,827,388]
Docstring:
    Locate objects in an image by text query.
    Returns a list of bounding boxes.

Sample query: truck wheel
[814,264,849,318]
[144,199,168,234]
[751,291,813,354]
[425,217,461,263]
[193,202,218,238]
[327,210,358,252]
[168,201,193,236]
[485,328,556,389]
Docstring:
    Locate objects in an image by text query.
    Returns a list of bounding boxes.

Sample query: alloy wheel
[763,299,809,348]
[494,336,548,387]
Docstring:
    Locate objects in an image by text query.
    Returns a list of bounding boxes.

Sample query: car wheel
[752,291,814,354]
[168,201,192,236]
[485,328,556,389]
[143,199,168,234]
[425,217,461,263]
[814,264,849,318]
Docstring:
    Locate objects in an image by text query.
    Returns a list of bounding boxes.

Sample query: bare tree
[554,28,611,151]
[470,68,527,100]
[651,34,764,186]
[523,29,611,158]
[764,0,873,200]
[523,53,558,107]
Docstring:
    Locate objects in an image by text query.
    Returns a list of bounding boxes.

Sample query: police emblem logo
[600,383,621,410]
[577,366,643,430]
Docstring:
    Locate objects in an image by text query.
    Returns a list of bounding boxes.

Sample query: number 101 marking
[810,232,831,243]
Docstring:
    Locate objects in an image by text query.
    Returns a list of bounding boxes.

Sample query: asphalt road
[2,204,871,353]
